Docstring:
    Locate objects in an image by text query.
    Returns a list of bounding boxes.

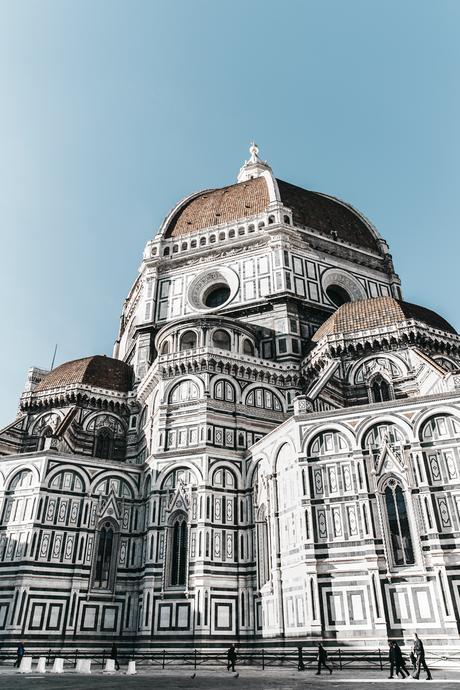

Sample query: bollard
[36,657,47,673]
[19,657,32,673]
[79,659,91,674]
[105,659,115,673]
[126,660,136,675]
[52,657,64,673]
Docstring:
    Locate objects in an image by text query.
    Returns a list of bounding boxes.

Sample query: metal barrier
[0,647,457,671]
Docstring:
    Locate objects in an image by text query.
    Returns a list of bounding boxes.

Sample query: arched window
[169,379,200,403]
[246,387,283,411]
[372,377,392,403]
[169,514,188,587]
[38,426,53,451]
[180,330,197,350]
[160,340,170,355]
[163,247,170,257]
[94,428,114,460]
[384,480,414,566]
[212,329,231,350]
[242,339,254,356]
[257,505,270,588]
[93,521,118,589]
[214,379,235,402]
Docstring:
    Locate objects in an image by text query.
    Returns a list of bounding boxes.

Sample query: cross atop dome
[237,141,272,183]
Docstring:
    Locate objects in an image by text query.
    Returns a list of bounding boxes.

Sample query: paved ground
[1,667,460,689]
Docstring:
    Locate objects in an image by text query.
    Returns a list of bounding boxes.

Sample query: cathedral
[1,144,460,654]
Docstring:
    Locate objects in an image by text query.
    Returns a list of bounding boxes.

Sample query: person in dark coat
[14,642,25,668]
[110,642,120,671]
[388,641,409,678]
[297,645,305,671]
[227,644,237,672]
[315,643,332,675]
[412,633,432,680]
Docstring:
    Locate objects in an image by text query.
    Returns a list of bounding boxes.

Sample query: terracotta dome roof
[35,356,133,393]
[165,177,270,238]
[312,296,457,342]
[163,175,381,253]
[276,180,380,253]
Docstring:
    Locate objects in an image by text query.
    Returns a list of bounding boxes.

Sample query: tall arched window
[38,426,53,451]
[372,377,392,403]
[169,514,188,587]
[212,329,231,350]
[384,479,414,566]
[242,339,254,356]
[94,428,114,459]
[257,505,271,588]
[180,331,197,350]
[93,521,118,589]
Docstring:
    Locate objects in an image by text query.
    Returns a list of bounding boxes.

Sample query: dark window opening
[170,518,188,586]
[94,522,115,588]
[95,428,114,460]
[372,378,391,402]
[180,330,197,350]
[38,426,53,451]
[243,339,254,356]
[204,284,230,308]
[385,482,414,566]
[212,329,231,350]
[326,284,351,307]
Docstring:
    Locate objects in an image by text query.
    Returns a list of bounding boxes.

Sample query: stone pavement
[1,666,460,689]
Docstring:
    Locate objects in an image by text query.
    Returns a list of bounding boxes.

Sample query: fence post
[339,648,342,670]
[74,649,78,668]
[378,648,383,671]
[194,649,197,670]
[47,649,51,665]
[262,648,265,670]
[162,649,165,669]
[102,649,106,667]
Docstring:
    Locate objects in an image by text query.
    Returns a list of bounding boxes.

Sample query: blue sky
[0,0,459,425]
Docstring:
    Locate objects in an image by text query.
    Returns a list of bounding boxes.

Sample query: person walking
[227,644,237,672]
[412,633,432,680]
[110,642,120,671]
[14,642,25,668]
[388,641,409,679]
[297,645,305,671]
[315,643,332,675]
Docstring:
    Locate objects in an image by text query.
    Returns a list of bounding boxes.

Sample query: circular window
[321,268,367,307]
[326,284,351,307]
[187,266,239,312]
[204,284,231,308]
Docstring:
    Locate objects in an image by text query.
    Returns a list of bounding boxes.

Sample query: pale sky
[1,0,459,425]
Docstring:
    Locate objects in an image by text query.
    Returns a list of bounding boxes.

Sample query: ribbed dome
[312,296,456,342]
[35,356,133,393]
[162,175,382,253]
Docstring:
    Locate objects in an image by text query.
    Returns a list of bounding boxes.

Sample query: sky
[0,0,459,426]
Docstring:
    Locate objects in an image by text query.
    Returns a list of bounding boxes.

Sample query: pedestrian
[14,642,25,668]
[227,644,237,672]
[315,643,332,675]
[388,641,409,679]
[110,642,120,671]
[297,645,305,671]
[412,633,432,681]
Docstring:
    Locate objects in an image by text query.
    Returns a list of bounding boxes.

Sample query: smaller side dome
[34,356,133,393]
[312,296,456,342]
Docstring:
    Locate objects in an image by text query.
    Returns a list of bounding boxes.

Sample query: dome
[161,164,382,253]
[34,356,133,393]
[164,177,270,238]
[312,296,457,342]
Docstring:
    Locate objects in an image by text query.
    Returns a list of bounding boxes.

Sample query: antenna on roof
[50,344,58,371]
